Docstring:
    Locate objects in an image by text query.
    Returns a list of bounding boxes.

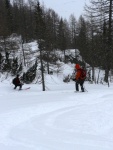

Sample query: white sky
[39,0,90,20]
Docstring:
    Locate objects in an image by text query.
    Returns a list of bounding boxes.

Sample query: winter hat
[75,64,81,69]
[16,74,19,77]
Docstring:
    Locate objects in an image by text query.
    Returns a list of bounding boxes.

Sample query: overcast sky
[39,0,90,20]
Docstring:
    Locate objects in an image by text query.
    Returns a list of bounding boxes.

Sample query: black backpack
[12,78,16,84]
[80,69,86,79]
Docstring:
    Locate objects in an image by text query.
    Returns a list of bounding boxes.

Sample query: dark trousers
[14,83,22,89]
[75,80,84,92]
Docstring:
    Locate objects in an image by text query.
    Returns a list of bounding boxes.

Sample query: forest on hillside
[0,0,113,84]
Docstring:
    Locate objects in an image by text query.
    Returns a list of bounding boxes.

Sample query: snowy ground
[0,74,113,150]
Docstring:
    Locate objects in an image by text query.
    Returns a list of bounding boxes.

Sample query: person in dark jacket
[75,64,85,92]
[12,75,23,90]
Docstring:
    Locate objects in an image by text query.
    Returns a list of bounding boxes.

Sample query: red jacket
[75,64,82,80]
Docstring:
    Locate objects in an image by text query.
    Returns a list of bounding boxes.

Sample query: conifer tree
[85,0,113,82]
[34,1,46,91]
[57,18,67,63]
[5,0,13,34]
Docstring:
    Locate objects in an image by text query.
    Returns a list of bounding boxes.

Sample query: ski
[74,91,87,93]
[18,87,30,91]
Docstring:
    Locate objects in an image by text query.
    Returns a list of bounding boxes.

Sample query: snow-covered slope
[1,39,112,150]
[0,74,113,150]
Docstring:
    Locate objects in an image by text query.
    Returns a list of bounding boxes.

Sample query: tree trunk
[21,36,26,67]
[64,50,66,63]
[92,66,95,82]
[47,51,50,74]
[3,37,9,63]
[97,68,100,84]
[39,45,45,91]
[104,68,109,83]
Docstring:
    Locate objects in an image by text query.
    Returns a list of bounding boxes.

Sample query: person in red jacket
[75,64,85,92]
[12,75,23,90]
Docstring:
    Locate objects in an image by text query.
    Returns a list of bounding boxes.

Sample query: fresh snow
[0,70,113,150]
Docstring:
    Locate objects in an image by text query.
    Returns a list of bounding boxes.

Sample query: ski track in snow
[0,82,113,150]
